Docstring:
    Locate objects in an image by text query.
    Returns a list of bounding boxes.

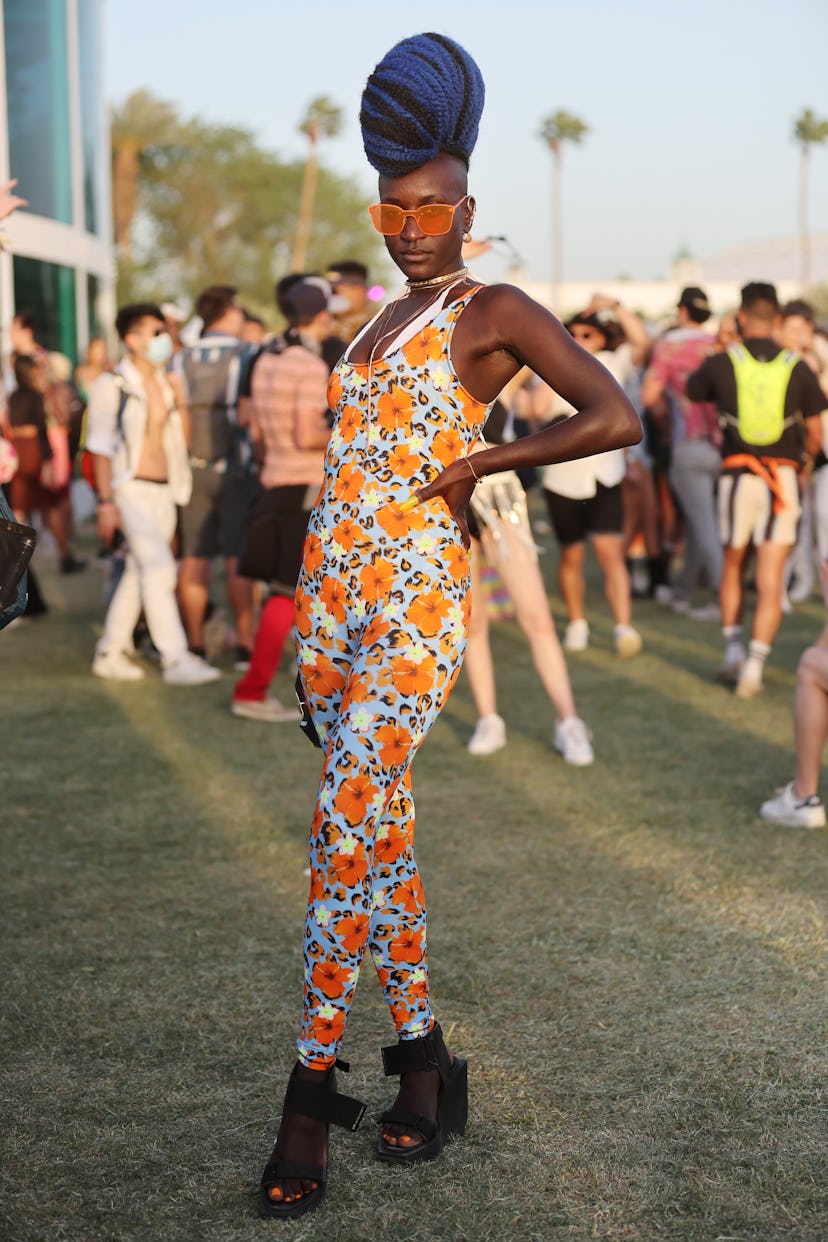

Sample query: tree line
[111,90,383,315]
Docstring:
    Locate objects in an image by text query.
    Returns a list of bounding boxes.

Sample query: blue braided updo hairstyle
[360,33,485,178]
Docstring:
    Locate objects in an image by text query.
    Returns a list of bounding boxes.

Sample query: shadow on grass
[2,555,827,1240]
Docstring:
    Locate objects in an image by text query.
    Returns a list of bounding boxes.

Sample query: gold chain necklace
[405,265,469,293]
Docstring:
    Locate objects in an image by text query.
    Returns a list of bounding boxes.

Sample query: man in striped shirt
[231,277,345,721]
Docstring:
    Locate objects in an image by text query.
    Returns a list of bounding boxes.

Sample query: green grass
[2,536,827,1241]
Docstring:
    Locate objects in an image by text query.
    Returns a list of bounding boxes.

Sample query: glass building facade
[0,0,113,363]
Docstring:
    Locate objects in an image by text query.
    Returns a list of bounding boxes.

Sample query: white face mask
[146,332,173,367]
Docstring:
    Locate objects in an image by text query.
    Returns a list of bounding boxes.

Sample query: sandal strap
[261,1158,327,1186]
[380,1023,451,1082]
[284,1067,366,1133]
[379,1106,438,1143]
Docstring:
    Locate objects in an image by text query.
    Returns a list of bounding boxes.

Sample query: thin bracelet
[464,456,481,484]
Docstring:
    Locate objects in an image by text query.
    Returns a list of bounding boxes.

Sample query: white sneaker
[689,602,721,622]
[654,585,673,607]
[671,596,692,615]
[788,577,813,604]
[162,652,221,686]
[614,624,642,658]
[554,716,594,766]
[92,649,145,681]
[759,782,826,829]
[717,646,745,683]
[467,713,506,755]
[231,696,297,723]
[564,619,589,652]
[735,670,764,699]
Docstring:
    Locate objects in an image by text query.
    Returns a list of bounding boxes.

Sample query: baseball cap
[282,276,349,322]
[677,287,711,317]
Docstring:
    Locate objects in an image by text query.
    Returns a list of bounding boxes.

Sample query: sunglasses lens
[368,203,404,235]
[416,203,455,235]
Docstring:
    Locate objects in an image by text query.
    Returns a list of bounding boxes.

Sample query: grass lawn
[1,534,826,1241]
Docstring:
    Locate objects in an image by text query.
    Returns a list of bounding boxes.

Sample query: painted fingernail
[398,496,419,514]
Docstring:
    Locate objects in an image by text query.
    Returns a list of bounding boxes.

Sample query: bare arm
[92,453,119,544]
[641,369,666,409]
[587,294,651,366]
[418,284,641,545]
[805,413,824,460]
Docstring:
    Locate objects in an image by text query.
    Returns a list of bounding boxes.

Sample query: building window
[87,272,102,340]
[3,0,73,225]
[77,0,106,236]
[14,256,77,362]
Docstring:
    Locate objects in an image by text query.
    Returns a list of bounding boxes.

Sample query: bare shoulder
[467,281,546,319]
[459,282,561,349]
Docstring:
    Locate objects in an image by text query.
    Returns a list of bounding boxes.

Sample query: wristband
[98,497,114,506]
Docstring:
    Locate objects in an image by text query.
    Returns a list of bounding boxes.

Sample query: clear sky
[107,0,828,285]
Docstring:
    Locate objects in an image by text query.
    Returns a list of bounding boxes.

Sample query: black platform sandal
[258,1058,366,1219]
[377,1022,468,1164]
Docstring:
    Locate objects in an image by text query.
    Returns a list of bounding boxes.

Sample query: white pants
[98,479,187,665]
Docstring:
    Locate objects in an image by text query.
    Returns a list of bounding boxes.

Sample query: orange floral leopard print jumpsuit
[294,284,492,1069]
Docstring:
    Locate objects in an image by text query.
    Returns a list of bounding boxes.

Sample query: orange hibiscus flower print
[303,653,346,699]
[334,774,380,827]
[333,516,362,551]
[375,822,409,866]
[375,502,425,541]
[389,927,425,964]
[311,960,352,999]
[334,912,370,953]
[360,557,395,603]
[332,836,369,885]
[361,614,392,648]
[432,426,465,466]
[394,876,424,916]
[390,999,412,1028]
[391,653,436,697]
[294,587,314,636]
[444,543,468,581]
[338,403,361,442]
[327,370,342,409]
[375,386,413,431]
[302,532,324,574]
[376,723,413,768]
[311,1003,346,1045]
[388,443,422,479]
[334,461,365,503]
[405,590,450,637]
[319,574,348,622]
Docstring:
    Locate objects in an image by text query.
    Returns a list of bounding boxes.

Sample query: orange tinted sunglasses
[367,196,467,236]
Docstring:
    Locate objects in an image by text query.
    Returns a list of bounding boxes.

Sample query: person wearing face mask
[86,302,220,684]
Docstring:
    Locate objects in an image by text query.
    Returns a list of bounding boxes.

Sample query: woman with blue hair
[259,32,641,1219]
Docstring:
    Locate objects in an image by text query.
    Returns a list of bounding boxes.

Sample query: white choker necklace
[405,266,469,292]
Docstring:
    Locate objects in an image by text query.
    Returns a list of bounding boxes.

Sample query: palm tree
[538,111,589,311]
[291,96,343,272]
[794,108,828,292]
[110,90,183,261]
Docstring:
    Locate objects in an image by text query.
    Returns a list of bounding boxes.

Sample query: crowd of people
[2,214,828,816]
[1,34,828,1223]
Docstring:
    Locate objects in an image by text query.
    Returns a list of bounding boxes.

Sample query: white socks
[742,639,771,686]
